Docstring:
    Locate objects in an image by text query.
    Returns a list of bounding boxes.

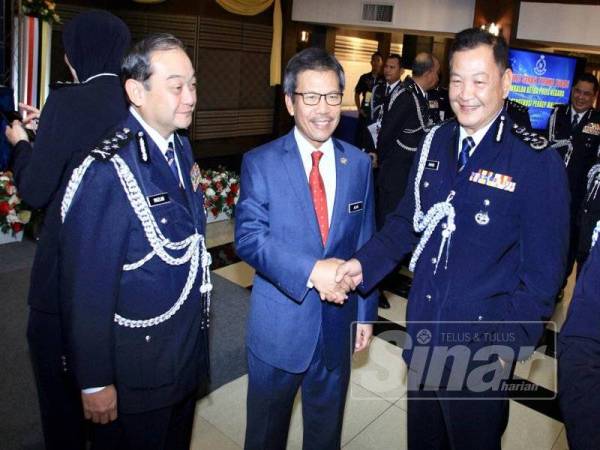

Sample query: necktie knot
[458,136,475,172]
[311,150,323,167]
[385,85,391,97]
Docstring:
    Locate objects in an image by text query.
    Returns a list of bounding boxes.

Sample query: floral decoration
[199,167,240,219]
[22,0,61,24]
[0,171,31,236]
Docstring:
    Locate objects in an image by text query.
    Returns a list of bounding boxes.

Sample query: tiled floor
[192,219,572,449]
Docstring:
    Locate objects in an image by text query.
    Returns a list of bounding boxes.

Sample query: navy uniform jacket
[356,113,569,365]
[376,77,430,196]
[355,71,383,120]
[60,112,208,414]
[427,86,453,125]
[11,76,128,314]
[547,104,600,219]
[505,99,532,131]
[578,161,600,261]
[561,231,600,344]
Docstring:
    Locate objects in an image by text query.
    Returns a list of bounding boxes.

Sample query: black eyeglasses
[293,91,343,106]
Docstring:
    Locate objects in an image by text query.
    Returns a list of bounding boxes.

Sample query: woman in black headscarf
[5,11,130,450]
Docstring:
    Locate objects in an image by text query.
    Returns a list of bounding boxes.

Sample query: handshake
[309,258,363,304]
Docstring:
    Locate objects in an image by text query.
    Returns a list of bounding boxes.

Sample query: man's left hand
[5,120,29,145]
[355,323,373,352]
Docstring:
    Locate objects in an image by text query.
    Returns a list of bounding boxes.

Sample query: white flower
[18,210,31,224]
[205,188,216,197]
[6,185,16,195]
[9,194,20,206]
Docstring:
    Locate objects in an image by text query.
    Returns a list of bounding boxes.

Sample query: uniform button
[425,294,432,301]
[161,218,167,224]
[441,223,447,229]
[431,257,437,264]
[145,335,151,342]
[423,181,430,188]
[483,199,490,206]
[477,315,483,321]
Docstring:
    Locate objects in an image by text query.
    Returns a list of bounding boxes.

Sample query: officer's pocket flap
[115,334,176,389]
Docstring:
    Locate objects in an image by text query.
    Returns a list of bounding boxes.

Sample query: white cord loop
[61,153,212,329]
[409,124,457,274]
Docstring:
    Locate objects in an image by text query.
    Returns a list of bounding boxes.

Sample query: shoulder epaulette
[90,128,132,161]
[511,123,549,151]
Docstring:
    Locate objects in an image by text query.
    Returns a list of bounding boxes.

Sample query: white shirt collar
[386,79,401,92]
[458,109,503,156]
[294,126,334,157]
[129,106,174,155]
[571,107,588,123]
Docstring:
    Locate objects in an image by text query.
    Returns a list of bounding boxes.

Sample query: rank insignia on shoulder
[511,124,549,151]
[469,169,516,192]
[583,122,600,136]
[136,131,150,163]
[90,128,131,161]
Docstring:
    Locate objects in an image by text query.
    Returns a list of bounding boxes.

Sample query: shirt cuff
[82,386,107,394]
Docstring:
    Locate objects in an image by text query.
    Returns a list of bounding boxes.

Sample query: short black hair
[412,53,436,77]
[574,73,600,93]
[449,28,509,72]
[283,47,345,96]
[386,54,403,68]
[371,51,383,60]
[121,33,186,87]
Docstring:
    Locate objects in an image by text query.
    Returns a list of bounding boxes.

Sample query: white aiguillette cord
[61,153,213,329]
[409,124,457,274]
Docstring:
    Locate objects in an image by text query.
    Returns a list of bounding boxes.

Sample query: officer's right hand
[81,384,118,424]
[5,120,29,145]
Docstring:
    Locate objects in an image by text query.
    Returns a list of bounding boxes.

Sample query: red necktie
[309,151,329,245]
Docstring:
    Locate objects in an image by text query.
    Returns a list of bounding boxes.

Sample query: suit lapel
[325,140,348,251]
[281,131,322,246]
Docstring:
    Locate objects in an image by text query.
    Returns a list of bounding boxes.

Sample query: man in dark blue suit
[559,223,600,450]
[337,28,569,449]
[59,34,209,450]
[235,48,378,450]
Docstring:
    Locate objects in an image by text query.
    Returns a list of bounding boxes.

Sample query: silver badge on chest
[475,199,491,226]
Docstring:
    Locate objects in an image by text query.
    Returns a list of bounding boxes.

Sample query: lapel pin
[340,157,348,165]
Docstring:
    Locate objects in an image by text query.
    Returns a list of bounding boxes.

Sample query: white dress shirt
[457,109,503,160]
[294,127,336,224]
[130,106,185,188]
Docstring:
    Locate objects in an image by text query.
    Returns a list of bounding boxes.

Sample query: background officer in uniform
[235,47,378,450]
[375,52,440,228]
[337,28,569,449]
[4,11,130,450]
[59,34,209,450]
[559,222,600,450]
[427,85,453,125]
[576,155,600,273]
[354,51,383,152]
[547,73,600,282]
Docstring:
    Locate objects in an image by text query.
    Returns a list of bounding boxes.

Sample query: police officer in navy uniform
[4,11,130,450]
[427,85,453,125]
[375,52,440,228]
[337,28,569,449]
[577,156,600,272]
[59,34,210,450]
[354,52,383,151]
[547,73,600,280]
[559,221,600,450]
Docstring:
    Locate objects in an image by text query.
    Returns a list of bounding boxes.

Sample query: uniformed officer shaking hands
[60,34,211,450]
[337,28,569,449]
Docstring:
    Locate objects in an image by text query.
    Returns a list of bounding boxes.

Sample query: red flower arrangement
[199,167,240,219]
[0,172,31,236]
